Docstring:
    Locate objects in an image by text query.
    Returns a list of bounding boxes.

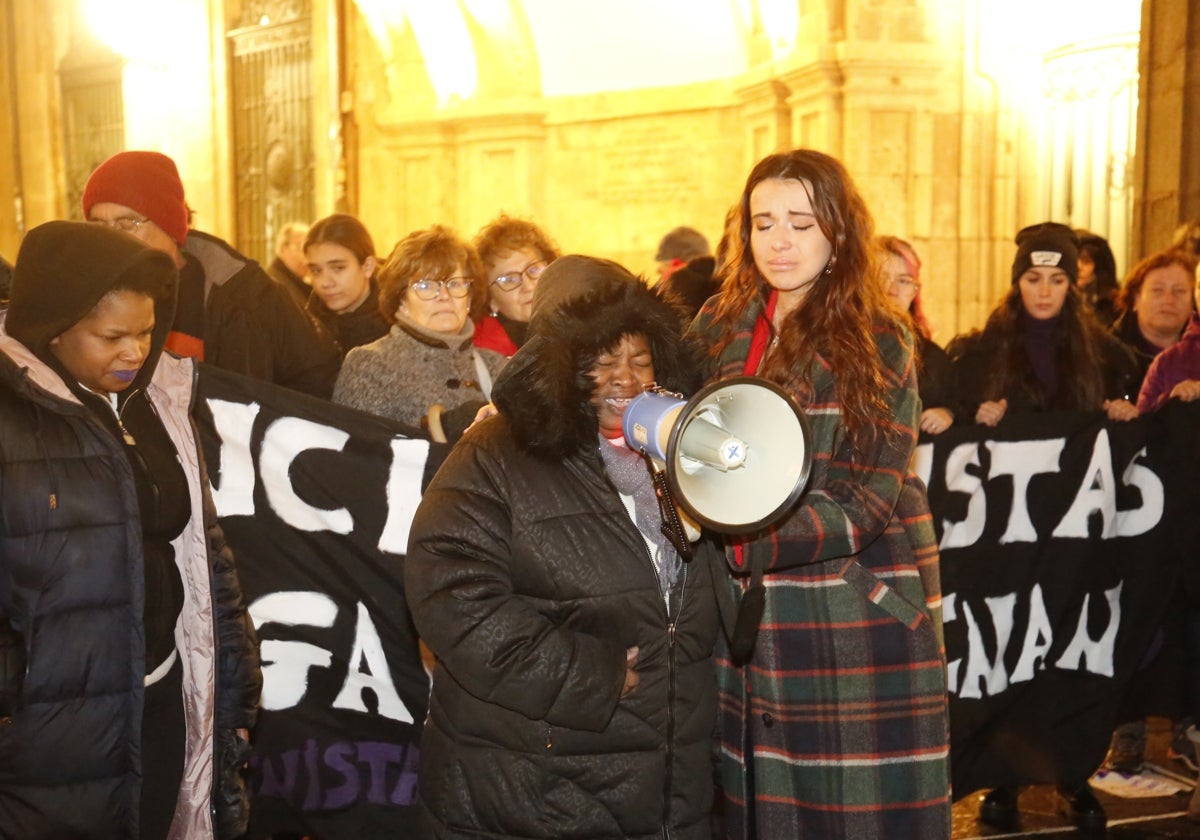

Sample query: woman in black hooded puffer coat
[0,221,261,839]
[406,255,723,839]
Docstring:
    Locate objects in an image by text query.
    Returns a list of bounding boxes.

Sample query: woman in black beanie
[948,222,1139,429]
[0,221,261,839]
[947,222,1139,831]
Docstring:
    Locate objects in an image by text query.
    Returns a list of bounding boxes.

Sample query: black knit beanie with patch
[1011,222,1079,286]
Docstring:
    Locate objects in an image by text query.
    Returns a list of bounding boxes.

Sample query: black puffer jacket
[0,222,261,838]
[405,257,721,839]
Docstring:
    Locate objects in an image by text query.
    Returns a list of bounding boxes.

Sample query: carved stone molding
[237,0,311,29]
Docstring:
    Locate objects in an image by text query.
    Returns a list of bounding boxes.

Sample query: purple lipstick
[111,369,138,383]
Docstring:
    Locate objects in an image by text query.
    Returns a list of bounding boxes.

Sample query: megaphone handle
[642,454,693,560]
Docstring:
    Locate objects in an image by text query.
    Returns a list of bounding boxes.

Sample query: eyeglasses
[409,276,473,300]
[492,260,547,291]
[89,216,151,234]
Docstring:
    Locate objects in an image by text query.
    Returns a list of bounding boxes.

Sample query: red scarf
[731,290,777,569]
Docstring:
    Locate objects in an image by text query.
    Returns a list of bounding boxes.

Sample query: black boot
[1057,782,1106,832]
[978,786,1019,827]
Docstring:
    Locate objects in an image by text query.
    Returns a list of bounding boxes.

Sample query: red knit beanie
[81,151,189,245]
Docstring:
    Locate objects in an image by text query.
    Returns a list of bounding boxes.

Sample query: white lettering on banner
[261,417,353,533]
[944,582,1122,697]
[1011,584,1054,683]
[913,442,934,487]
[940,443,986,549]
[378,437,432,554]
[935,434,1164,548]
[207,399,262,516]
[987,439,1064,544]
[250,592,417,724]
[1117,447,1164,537]
[1054,430,1119,539]
[252,591,338,709]
[204,397,429,547]
[956,592,1017,699]
[1056,583,1122,677]
[334,602,414,723]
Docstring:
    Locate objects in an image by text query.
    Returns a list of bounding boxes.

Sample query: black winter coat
[405,261,720,838]
[947,322,1139,417]
[406,419,720,839]
[0,341,261,839]
[915,335,959,421]
[307,280,390,356]
[184,231,342,399]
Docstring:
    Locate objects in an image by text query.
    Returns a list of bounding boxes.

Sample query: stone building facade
[0,0,1182,341]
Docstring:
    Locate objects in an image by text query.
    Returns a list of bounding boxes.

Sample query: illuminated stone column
[1132,0,1200,255]
[453,112,548,236]
[778,51,844,156]
[1041,35,1139,273]
[735,77,791,168]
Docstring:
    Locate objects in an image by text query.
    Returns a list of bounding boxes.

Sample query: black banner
[196,364,1200,828]
[196,366,447,838]
[915,402,1200,795]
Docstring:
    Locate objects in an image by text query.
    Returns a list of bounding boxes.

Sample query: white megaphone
[622,375,812,533]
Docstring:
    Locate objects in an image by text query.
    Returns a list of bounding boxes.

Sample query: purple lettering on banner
[357,741,406,804]
[252,739,421,812]
[323,742,359,809]
[303,738,322,811]
[390,742,420,805]
[256,749,300,798]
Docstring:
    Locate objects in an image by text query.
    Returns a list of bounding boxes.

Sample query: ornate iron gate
[228,0,314,265]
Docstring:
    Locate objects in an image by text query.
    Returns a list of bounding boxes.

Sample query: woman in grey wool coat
[332,224,506,442]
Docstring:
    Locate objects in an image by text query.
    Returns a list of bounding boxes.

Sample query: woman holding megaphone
[689,148,951,839]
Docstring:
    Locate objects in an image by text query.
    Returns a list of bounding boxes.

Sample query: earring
[823,254,837,275]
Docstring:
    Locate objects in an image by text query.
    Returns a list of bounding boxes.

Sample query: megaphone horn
[623,376,812,534]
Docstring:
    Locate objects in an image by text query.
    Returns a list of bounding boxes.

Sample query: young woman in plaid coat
[691,149,951,839]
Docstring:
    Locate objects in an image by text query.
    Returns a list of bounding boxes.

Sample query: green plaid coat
[691,299,951,840]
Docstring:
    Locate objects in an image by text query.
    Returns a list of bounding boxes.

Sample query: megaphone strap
[712,544,766,664]
[645,457,693,560]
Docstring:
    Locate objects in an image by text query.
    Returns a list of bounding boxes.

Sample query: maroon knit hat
[81,151,189,245]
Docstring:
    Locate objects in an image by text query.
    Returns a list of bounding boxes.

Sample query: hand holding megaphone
[622,376,813,534]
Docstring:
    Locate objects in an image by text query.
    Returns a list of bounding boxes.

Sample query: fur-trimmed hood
[492,255,703,458]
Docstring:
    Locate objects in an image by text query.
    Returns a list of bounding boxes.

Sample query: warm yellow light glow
[82,0,177,66]
[756,0,799,61]
[354,0,478,104]
[460,0,511,33]
[975,0,1139,114]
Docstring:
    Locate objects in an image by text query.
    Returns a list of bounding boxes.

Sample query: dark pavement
[952,719,1200,839]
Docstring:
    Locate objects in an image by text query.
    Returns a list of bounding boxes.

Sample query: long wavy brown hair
[708,149,898,454]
